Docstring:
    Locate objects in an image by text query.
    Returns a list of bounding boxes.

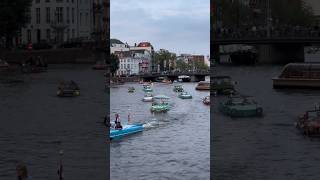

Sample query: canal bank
[1,48,98,64]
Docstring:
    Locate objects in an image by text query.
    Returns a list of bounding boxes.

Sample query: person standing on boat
[115,113,122,129]
[16,162,32,180]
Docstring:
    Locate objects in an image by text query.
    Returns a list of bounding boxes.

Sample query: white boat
[142,93,153,102]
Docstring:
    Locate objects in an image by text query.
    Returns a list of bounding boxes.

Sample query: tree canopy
[154,49,176,72]
[110,53,119,76]
[0,0,32,47]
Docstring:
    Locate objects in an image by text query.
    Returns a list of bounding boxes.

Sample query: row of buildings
[111,39,154,76]
[111,38,208,76]
[16,0,105,45]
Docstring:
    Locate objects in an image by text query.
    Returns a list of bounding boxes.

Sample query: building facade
[111,39,153,75]
[20,0,95,44]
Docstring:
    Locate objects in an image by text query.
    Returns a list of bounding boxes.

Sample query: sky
[110,0,210,56]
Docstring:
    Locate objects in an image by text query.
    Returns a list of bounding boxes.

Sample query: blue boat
[110,124,144,140]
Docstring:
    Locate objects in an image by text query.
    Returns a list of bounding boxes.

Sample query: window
[27,29,31,42]
[46,0,50,2]
[56,7,63,23]
[127,64,130,69]
[72,29,75,38]
[67,29,70,40]
[121,64,123,69]
[85,13,88,25]
[36,8,40,24]
[46,7,50,23]
[72,8,75,24]
[66,7,70,23]
[36,0,40,3]
[46,29,51,41]
[56,0,63,2]
[80,13,82,26]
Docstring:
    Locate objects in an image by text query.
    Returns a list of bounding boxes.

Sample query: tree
[154,49,176,72]
[193,60,209,71]
[0,0,32,48]
[110,53,119,77]
[175,59,191,71]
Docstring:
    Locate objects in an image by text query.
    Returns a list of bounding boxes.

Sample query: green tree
[0,0,32,48]
[154,49,176,72]
[175,59,191,71]
[110,53,119,77]
[193,60,209,71]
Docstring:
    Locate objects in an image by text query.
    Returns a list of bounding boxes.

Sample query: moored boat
[178,92,192,99]
[273,63,320,88]
[219,96,263,117]
[110,124,144,140]
[195,81,210,91]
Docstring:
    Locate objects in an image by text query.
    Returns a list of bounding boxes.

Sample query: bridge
[212,32,320,64]
[139,71,210,82]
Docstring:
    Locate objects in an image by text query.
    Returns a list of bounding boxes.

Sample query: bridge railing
[214,26,320,41]
[139,70,210,76]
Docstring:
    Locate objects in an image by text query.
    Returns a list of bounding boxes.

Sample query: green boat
[173,85,184,92]
[178,92,192,99]
[212,76,236,95]
[151,95,170,112]
[128,87,135,93]
[219,96,263,117]
[143,85,153,92]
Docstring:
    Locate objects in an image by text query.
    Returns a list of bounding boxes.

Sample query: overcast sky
[110,0,210,56]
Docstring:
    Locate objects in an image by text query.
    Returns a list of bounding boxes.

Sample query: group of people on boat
[23,56,47,67]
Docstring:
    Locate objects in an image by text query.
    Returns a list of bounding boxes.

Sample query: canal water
[212,65,320,180]
[110,81,210,180]
[0,65,107,180]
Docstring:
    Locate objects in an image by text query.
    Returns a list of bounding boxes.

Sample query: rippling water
[110,82,210,180]
[0,65,107,180]
[213,66,320,180]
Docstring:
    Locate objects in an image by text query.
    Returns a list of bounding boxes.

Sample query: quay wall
[1,48,97,64]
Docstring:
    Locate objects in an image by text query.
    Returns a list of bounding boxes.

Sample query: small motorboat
[0,59,9,69]
[151,95,171,112]
[211,76,236,95]
[143,85,153,92]
[128,87,135,93]
[57,81,80,97]
[296,107,320,136]
[219,96,263,117]
[142,93,153,102]
[178,92,192,99]
[203,96,210,105]
[110,124,144,140]
[173,85,184,92]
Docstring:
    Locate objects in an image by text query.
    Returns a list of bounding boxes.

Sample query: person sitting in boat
[115,121,122,130]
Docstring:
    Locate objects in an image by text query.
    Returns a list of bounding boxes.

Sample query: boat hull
[273,78,320,88]
[110,124,144,140]
[219,103,263,117]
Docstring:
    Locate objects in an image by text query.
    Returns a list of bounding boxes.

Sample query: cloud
[111,0,210,55]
